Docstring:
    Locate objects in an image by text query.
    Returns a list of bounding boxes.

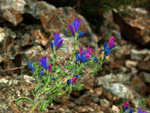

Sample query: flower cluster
[100,36,115,60]
[69,18,84,39]
[67,75,79,85]
[17,17,119,112]
[122,101,148,113]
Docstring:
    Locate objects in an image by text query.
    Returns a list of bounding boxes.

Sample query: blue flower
[128,109,132,113]
[78,32,84,39]
[99,41,110,60]
[54,32,62,46]
[72,18,81,32]
[75,51,81,63]
[92,57,97,61]
[67,79,72,85]
[50,41,53,50]
[51,77,56,81]
[39,69,43,77]
[74,75,79,78]
[27,62,34,73]
[104,41,108,49]
[105,46,110,54]
[123,105,129,112]
[75,46,93,63]
[50,32,63,50]
[39,56,47,69]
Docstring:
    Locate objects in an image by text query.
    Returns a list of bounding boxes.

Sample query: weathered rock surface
[113,7,150,47]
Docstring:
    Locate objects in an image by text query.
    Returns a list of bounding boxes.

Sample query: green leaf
[46,95,53,104]
[32,91,36,97]
[35,83,44,92]
[15,97,34,106]
[39,100,47,111]
[42,76,47,83]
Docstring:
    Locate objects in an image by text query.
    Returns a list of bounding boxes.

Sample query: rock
[74,106,94,113]
[97,74,141,108]
[23,75,36,83]
[131,49,150,61]
[125,60,138,68]
[138,58,150,72]
[111,105,120,113]
[91,93,100,104]
[147,96,150,107]
[21,45,49,66]
[1,0,26,25]
[94,88,103,96]
[130,76,147,96]
[100,99,110,111]
[139,72,150,83]
[116,73,132,85]
[112,7,150,47]
[32,30,48,46]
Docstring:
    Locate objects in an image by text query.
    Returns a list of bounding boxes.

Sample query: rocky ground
[0,0,150,113]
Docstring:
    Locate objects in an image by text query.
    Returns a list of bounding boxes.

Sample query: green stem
[29,100,40,113]
[71,36,77,61]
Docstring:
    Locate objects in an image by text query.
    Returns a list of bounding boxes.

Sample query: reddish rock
[1,0,26,25]
[32,30,48,46]
[130,76,147,96]
[113,7,150,47]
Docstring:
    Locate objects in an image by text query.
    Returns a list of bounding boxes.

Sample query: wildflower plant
[15,18,119,112]
[120,99,150,113]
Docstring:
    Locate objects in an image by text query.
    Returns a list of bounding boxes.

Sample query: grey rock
[139,72,150,83]
[131,49,150,61]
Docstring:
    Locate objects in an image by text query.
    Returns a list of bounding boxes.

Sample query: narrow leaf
[15,97,34,106]
[39,100,47,111]
[35,83,44,92]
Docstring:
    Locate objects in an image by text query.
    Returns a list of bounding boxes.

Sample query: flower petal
[56,39,63,50]
[69,24,75,35]
[27,62,34,72]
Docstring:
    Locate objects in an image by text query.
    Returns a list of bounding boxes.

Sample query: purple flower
[27,62,34,73]
[80,46,83,55]
[69,24,75,36]
[39,69,43,77]
[50,32,63,50]
[56,39,63,50]
[51,77,56,81]
[75,46,93,63]
[39,56,47,69]
[54,32,62,46]
[85,46,92,60]
[108,36,115,49]
[138,107,147,113]
[72,18,81,32]
[48,64,52,72]
[123,101,129,109]
[78,32,84,39]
